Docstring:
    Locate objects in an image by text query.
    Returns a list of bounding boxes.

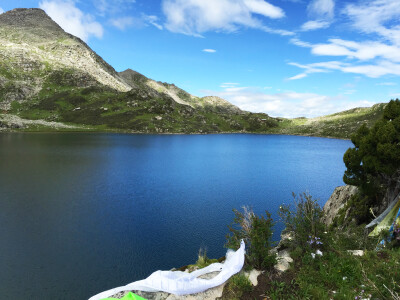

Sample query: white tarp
[89,240,245,300]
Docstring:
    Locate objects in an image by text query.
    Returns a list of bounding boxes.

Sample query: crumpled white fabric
[89,240,245,300]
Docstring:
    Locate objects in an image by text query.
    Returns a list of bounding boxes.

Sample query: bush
[279,192,325,252]
[226,206,276,269]
[343,99,400,220]
[223,273,253,300]
[194,248,218,269]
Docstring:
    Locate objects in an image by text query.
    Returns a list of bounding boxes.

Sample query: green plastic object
[103,292,147,300]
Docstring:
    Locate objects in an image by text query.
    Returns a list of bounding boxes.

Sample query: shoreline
[0,129,351,140]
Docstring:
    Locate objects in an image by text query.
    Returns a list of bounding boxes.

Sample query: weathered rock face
[322,185,359,226]
[119,69,244,115]
[0,8,131,109]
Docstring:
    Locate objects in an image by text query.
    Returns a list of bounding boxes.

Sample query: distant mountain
[268,103,387,139]
[0,8,389,138]
[0,8,280,133]
[119,69,244,114]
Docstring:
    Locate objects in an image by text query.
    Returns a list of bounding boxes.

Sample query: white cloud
[308,0,335,19]
[93,0,136,16]
[344,0,400,45]
[289,37,400,79]
[290,38,312,48]
[260,25,294,36]
[310,39,400,62]
[220,83,240,88]
[143,15,163,30]
[300,20,330,31]
[0,7,4,14]
[202,86,375,118]
[110,15,163,31]
[39,0,103,41]
[203,49,216,53]
[300,0,334,32]
[288,73,308,80]
[110,17,134,30]
[377,82,397,86]
[162,0,285,36]
[288,59,400,79]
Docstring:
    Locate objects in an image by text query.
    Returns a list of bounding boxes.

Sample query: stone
[274,249,293,272]
[347,250,364,256]
[322,185,358,226]
[245,269,262,286]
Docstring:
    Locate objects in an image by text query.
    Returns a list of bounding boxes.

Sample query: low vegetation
[220,194,400,299]
[226,207,276,270]
[217,100,400,299]
[338,99,400,225]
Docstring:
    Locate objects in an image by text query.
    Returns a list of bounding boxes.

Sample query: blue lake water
[0,133,352,299]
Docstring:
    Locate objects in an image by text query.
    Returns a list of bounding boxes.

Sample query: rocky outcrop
[322,185,359,226]
[0,113,80,130]
[119,69,244,114]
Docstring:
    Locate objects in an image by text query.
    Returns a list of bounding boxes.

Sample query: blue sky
[1,0,400,118]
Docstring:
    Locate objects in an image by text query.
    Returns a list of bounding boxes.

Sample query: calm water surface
[0,133,351,299]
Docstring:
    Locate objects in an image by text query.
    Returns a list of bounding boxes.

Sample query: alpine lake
[0,133,352,299]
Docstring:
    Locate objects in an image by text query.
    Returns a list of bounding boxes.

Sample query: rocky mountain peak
[0,8,67,42]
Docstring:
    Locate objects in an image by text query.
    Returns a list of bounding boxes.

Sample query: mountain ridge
[0,8,389,138]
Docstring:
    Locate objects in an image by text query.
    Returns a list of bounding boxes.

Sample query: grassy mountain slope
[270,103,387,139]
[0,8,279,133]
[0,8,390,138]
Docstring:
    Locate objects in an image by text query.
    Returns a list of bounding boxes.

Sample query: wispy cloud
[93,0,136,16]
[343,0,400,45]
[162,0,286,36]
[143,15,163,30]
[110,17,134,30]
[203,86,375,118]
[203,49,216,53]
[39,0,103,41]
[109,14,163,31]
[0,7,4,14]
[377,82,397,86]
[288,59,400,79]
[308,0,335,19]
[289,36,400,79]
[220,83,240,88]
[300,0,334,31]
[300,20,330,31]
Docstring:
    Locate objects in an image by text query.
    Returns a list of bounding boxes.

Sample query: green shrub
[343,99,400,222]
[226,206,276,269]
[266,279,299,300]
[223,273,253,300]
[279,192,325,252]
[194,248,218,269]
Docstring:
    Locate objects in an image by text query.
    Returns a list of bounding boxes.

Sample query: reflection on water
[0,133,351,299]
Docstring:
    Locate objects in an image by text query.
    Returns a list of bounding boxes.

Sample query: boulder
[322,185,358,226]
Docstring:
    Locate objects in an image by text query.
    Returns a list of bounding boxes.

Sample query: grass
[289,248,400,299]
[269,103,387,139]
[222,273,253,300]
